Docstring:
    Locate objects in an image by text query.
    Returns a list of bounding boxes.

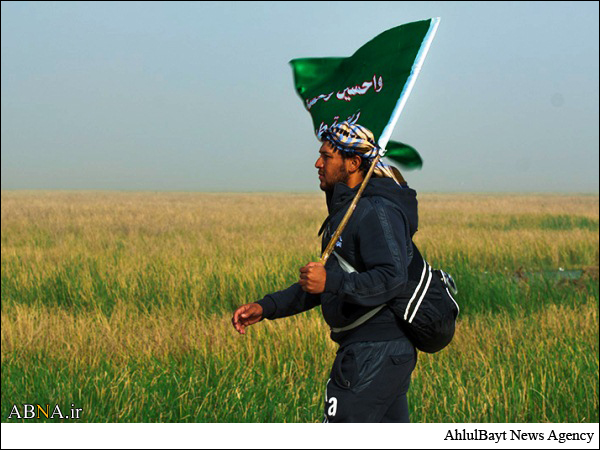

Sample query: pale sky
[1,1,598,192]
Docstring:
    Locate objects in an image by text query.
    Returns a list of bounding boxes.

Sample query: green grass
[465,215,599,232]
[2,301,596,423]
[2,256,597,318]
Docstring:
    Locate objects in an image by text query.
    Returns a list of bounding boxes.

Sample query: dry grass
[1,191,598,422]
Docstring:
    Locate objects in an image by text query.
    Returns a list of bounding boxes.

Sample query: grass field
[1,191,598,422]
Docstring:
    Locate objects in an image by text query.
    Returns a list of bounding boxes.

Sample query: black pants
[323,338,417,423]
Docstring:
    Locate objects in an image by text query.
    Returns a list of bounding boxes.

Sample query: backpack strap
[329,251,386,334]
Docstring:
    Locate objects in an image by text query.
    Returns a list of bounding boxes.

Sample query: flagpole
[319,154,381,265]
[378,17,440,149]
[312,18,441,265]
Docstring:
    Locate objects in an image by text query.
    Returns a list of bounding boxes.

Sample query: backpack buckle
[438,270,458,296]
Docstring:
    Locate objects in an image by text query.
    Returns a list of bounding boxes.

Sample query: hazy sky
[1,1,598,192]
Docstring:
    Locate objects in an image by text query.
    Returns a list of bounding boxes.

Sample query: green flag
[290,18,439,169]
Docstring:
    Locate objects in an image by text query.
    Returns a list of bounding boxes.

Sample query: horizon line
[1,189,599,196]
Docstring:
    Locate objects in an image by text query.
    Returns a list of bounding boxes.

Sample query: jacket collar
[319,182,359,236]
[327,182,359,214]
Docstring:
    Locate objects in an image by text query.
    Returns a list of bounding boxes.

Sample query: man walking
[232,121,421,423]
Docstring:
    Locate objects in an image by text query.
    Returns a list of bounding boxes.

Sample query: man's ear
[347,155,362,174]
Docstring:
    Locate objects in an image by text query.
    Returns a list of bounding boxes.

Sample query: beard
[320,164,349,192]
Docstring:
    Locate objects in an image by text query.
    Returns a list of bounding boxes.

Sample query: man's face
[315,141,349,192]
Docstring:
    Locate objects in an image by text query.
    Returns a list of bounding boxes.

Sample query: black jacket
[257,177,419,346]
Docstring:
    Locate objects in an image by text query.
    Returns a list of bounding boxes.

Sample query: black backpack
[388,244,460,353]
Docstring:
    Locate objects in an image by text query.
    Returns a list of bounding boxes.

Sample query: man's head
[315,121,379,192]
[315,141,368,192]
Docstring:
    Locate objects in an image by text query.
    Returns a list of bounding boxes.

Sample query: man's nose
[315,157,323,168]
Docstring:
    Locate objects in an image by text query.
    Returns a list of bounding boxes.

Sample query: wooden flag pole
[319,154,382,265]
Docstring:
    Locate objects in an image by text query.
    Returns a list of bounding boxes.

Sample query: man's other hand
[232,303,263,335]
[299,262,326,294]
